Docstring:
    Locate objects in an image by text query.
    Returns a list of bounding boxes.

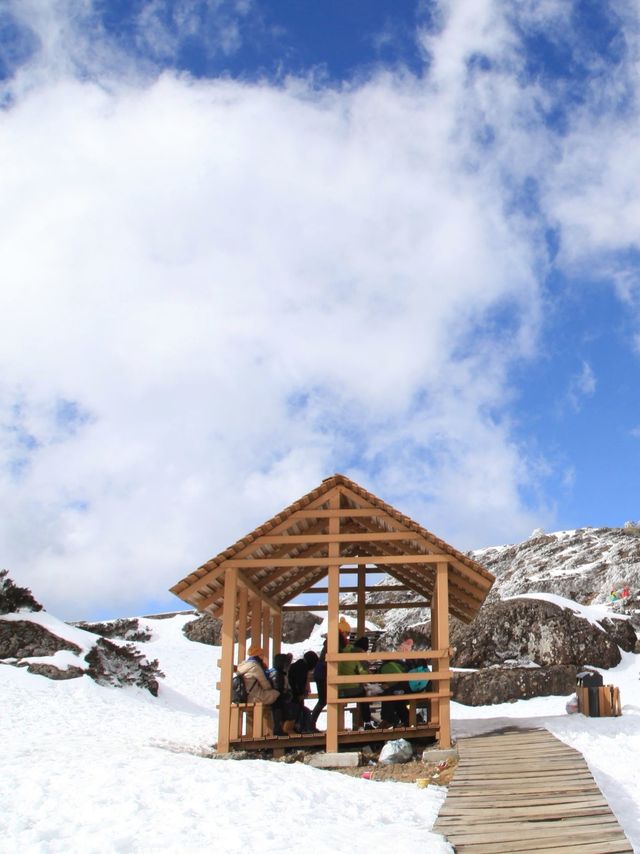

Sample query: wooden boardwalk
[434,728,633,853]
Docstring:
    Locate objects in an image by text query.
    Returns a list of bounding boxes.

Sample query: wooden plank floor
[231,721,437,752]
[434,728,633,853]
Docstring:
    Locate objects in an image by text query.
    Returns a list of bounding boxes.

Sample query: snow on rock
[473,526,640,612]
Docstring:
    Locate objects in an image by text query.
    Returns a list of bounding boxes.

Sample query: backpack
[408,665,430,692]
[232,672,248,703]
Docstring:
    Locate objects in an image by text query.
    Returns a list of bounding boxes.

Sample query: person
[237,645,280,709]
[288,651,320,732]
[407,659,431,724]
[379,657,409,726]
[310,628,350,730]
[310,640,327,730]
[267,653,297,735]
[339,635,378,728]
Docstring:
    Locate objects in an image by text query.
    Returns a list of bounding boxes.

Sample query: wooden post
[262,603,271,665]
[272,610,282,657]
[217,567,238,753]
[434,562,451,748]
[251,594,262,648]
[326,492,340,753]
[237,585,248,663]
[357,565,366,637]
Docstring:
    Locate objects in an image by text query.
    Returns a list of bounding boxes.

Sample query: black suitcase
[577,670,603,688]
[587,686,600,717]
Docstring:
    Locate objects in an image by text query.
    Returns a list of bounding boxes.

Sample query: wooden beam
[435,562,451,749]
[262,603,271,666]
[251,594,262,648]
[179,564,227,602]
[255,532,430,544]
[272,611,282,657]
[176,489,338,598]
[227,554,450,568]
[216,566,238,753]
[236,569,281,614]
[237,584,248,663]
[326,492,340,754]
[282,601,432,612]
[357,565,366,637]
[326,650,449,662]
[337,483,493,591]
[289,509,395,518]
[307,585,408,593]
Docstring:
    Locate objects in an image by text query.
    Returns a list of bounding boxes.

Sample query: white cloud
[0,1,557,618]
[567,361,597,411]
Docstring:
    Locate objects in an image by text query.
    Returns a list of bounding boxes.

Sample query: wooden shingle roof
[170,473,495,623]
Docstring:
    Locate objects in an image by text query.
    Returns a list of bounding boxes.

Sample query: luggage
[576,670,603,688]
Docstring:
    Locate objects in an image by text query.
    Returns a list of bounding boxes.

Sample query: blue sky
[1,0,640,619]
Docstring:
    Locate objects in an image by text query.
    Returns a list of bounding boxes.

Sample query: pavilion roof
[170,474,495,624]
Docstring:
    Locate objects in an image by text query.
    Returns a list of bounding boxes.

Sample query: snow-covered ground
[2,605,639,853]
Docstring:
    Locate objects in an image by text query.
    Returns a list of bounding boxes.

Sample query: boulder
[281,611,322,644]
[450,599,623,669]
[0,620,81,659]
[599,617,637,653]
[23,662,84,680]
[452,665,578,706]
[182,610,322,647]
[183,614,221,646]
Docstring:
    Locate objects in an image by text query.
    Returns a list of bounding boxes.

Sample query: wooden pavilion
[170,474,495,754]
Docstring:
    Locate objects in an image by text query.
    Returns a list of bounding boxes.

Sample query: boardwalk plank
[434,730,633,853]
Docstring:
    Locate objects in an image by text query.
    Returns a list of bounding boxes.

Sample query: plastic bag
[566,694,579,714]
[378,738,414,765]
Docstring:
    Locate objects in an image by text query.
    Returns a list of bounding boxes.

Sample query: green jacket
[338,643,368,696]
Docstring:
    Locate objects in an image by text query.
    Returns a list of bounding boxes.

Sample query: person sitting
[237,645,280,731]
[267,653,297,735]
[288,651,320,732]
[339,635,379,728]
[379,658,409,726]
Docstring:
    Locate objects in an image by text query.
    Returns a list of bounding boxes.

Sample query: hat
[353,636,369,651]
[248,644,264,657]
[338,617,351,634]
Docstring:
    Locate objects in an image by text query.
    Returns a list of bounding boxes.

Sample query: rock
[24,662,84,680]
[0,620,81,659]
[450,598,622,669]
[84,637,164,696]
[183,614,221,646]
[281,611,322,644]
[73,618,151,642]
[599,618,637,652]
[472,526,640,606]
[452,665,578,706]
[378,622,432,651]
[183,610,322,647]
[0,570,43,615]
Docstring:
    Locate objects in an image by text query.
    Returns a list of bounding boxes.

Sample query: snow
[505,591,631,628]
[3,605,640,852]
[0,612,451,853]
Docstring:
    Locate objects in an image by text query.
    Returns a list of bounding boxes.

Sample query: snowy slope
[0,611,450,853]
[3,605,640,852]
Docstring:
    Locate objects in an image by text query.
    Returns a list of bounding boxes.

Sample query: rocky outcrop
[281,612,322,644]
[183,614,221,645]
[452,665,578,706]
[473,526,640,607]
[0,620,81,659]
[449,599,624,669]
[182,610,322,647]
[74,618,152,642]
[84,638,163,697]
[23,662,85,680]
[0,570,43,615]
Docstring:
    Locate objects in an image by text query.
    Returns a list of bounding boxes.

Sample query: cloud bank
[2,0,637,618]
